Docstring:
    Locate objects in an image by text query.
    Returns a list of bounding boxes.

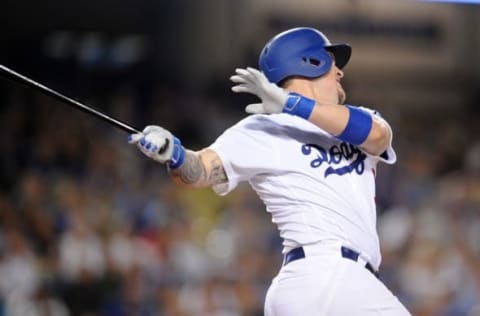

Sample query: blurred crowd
[0,80,479,316]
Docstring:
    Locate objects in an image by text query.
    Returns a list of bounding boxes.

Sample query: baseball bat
[0,64,141,134]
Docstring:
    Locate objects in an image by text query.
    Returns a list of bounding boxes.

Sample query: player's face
[333,65,346,105]
[311,55,346,105]
[326,53,346,105]
[326,63,346,105]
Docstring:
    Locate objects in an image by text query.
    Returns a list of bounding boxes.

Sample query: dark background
[0,1,479,315]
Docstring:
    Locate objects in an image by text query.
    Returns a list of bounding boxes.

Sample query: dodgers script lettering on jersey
[209,112,396,268]
[301,142,367,177]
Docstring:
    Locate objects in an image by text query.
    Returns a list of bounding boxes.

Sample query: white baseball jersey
[209,110,396,269]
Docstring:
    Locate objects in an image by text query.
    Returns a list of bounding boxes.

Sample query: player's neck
[285,78,314,97]
[285,79,336,105]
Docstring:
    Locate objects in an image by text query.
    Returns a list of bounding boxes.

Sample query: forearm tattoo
[176,151,206,184]
[208,155,228,185]
[170,150,227,186]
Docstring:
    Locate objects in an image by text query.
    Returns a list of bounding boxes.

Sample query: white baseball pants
[264,242,411,316]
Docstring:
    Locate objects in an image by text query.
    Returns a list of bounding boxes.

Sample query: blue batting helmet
[259,27,351,84]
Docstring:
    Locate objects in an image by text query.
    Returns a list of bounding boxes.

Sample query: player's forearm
[308,103,390,156]
[281,92,390,156]
[168,150,206,187]
[168,149,227,188]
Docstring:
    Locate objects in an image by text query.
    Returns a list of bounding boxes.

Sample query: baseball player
[129,27,411,315]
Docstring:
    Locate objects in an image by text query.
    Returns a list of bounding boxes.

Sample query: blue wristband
[283,93,315,120]
[168,137,185,169]
[337,105,373,145]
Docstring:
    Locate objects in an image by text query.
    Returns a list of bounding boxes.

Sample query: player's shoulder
[228,113,324,137]
[222,114,277,139]
[212,114,283,149]
[235,113,313,127]
[230,113,287,130]
[233,113,271,126]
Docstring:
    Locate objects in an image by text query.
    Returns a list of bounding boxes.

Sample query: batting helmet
[259,27,351,84]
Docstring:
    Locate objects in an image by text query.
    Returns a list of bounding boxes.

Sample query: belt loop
[283,245,380,279]
[284,247,305,266]
[340,246,359,261]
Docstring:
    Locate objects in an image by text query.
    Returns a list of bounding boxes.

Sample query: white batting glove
[231,67,317,120]
[128,125,185,168]
[230,67,288,114]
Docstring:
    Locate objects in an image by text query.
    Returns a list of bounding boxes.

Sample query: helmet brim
[325,44,351,69]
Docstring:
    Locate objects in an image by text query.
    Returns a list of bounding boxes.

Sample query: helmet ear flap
[302,48,333,69]
[302,57,320,66]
